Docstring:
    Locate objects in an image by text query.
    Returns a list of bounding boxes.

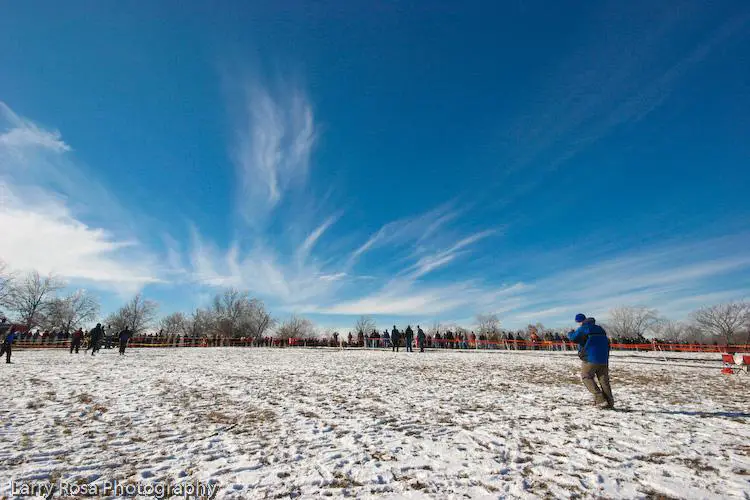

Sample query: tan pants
[581,362,613,407]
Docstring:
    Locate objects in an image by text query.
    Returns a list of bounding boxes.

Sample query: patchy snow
[1,347,748,499]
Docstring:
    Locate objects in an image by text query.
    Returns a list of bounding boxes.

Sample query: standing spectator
[569,314,613,409]
[1,327,16,363]
[417,326,426,352]
[391,326,401,352]
[70,328,83,354]
[530,329,540,350]
[371,330,380,348]
[404,325,414,352]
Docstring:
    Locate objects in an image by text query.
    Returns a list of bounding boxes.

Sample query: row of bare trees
[601,305,750,344]
[0,266,99,333]
[0,261,279,338]
[469,304,750,345]
[155,289,276,340]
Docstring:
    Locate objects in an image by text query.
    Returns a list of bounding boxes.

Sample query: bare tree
[248,299,275,338]
[187,308,215,338]
[680,323,708,343]
[455,326,470,339]
[212,289,244,337]
[159,312,189,336]
[45,290,100,333]
[0,260,14,316]
[650,319,686,342]
[7,271,64,329]
[606,306,659,339]
[476,313,501,336]
[212,288,274,338]
[691,301,750,345]
[276,315,315,341]
[354,315,376,335]
[428,321,442,336]
[106,293,158,335]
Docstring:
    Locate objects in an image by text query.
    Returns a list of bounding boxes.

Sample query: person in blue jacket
[1,327,16,364]
[569,313,613,408]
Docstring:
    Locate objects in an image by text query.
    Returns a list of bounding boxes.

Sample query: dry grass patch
[26,399,44,410]
[680,457,718,475]
[77,393,93,404]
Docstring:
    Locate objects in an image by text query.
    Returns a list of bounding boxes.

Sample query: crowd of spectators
[2,319,743,352]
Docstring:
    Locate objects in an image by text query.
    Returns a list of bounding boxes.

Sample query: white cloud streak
[496,236,750,327]
[0,102,71,153]
[298,213,340,263]
[233,84,315,223]
[407,230,494,279]
[0,102,162,296]
[0,182,160,294]
[299,232,750,329]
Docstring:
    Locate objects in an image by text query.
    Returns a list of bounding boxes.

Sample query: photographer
[569,313,613,409]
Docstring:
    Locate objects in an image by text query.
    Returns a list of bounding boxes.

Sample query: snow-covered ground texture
[1,347,748,499]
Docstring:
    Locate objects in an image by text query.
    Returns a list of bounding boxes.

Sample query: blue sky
[1,1,749,331]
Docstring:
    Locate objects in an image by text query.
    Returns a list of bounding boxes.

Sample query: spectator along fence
[9,333,750,354]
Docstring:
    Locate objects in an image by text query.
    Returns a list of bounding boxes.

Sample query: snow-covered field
[1,347,748,499]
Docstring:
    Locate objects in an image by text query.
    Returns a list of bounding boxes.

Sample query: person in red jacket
[70,328,83,354]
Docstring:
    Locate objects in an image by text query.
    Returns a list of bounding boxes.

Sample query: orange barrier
[363,336,750,353]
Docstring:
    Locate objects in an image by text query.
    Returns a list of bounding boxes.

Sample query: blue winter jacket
[569,321,610,365]
[3,331,15,344]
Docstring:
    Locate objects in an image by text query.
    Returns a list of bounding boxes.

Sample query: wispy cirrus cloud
[0,102,70,153]
[346,202,465,268]
[188,228,341,306]
[183,75,500,316]
[186,201,496,313]
[167,64,750,328]
[297,231,750,329]
[297,213,341,264]
[495,234,750,327]
[406,230,495,280]
[232,82,315,223]
[184,76,343,306]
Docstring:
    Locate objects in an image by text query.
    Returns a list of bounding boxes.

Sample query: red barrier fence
[361,336,750,354]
